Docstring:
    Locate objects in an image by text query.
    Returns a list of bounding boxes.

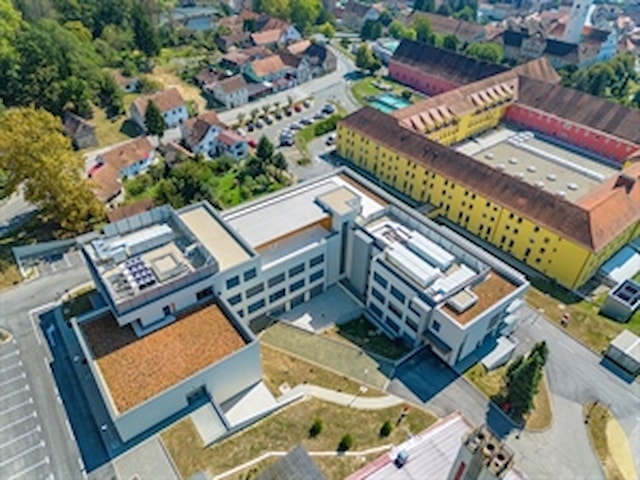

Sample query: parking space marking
[0,426,41,450]
[0,398,33,416]
[0,373,26,388]
[0,412,37,433]
[0,350,20,361]
[0,360,22,374]
[7,456,49,480]
[0,385,29,402]
[0,439,45,467]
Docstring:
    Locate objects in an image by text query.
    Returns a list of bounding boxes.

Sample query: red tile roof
[250,55,287,78]
[251,29,282,46]
[218,129,244,146]
[99,136,154,171]
[106,199,155,223]
[89,163,121,203]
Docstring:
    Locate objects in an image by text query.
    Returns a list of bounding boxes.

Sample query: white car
[326,133,336,146]
[236,128,247,137]
[290,122,302,130]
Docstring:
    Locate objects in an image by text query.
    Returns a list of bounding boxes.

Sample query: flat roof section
[82,304,247,413]
[457,127,619,202]
[179,206,252,270]
[441,272,517,326]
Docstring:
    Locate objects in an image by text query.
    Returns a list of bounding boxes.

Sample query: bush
[379,420,393,437]
[401,90,412,100]
[338,433,354,451]
[314,114,342,136]
[309,418,323,438]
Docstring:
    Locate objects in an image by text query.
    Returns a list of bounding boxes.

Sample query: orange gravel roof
[82,304,247,413]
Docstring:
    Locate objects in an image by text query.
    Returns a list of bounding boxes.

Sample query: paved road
[0,193,36,237]
[0,266,98,480]
[513,305,640,477]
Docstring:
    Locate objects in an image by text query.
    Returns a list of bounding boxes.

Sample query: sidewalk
[283,384,405,410]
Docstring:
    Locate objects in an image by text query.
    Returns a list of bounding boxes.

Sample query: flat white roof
[179,206,252,270]
[600,245,640,284]
[223,176,385,248]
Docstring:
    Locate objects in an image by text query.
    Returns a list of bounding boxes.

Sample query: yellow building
[337,106,640,289]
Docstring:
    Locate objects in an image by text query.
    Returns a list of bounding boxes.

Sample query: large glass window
[246,283,264,298]
[228,293,242,306]
[290,279,305,292]
[310,254,324,268]
[373,272,388,289]
[371,287,385,304]
[390,286,406,304]
[309,269,324,283]
[289,263,305,277]
[243,268,257,281]
[269,289,286,303]
[226,276,240,289]
[248,299,265,314]
[268,272,285,288]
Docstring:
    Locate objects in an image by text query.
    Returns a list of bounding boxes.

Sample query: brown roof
[186,111,226,147]
[82,304,247,413]
[133,88,185,116]
[287,40,312,55]
[511,57,560,84]
[242,45,273,60]
[340,107,637,251]
[408,12,488,43]
[218,129,244,146]
[217,74,247,94]
[517,76,640,145]
[250,55,287,77]
[106,199,155,223]
[90,163,121,203]
[63,112,94,136]
[442,273,517,325]
[279,51,303,68]
[222,51,250,65]
[112,71,139,88]
[260,17,289,32]
[251,29,282,46]
[99,136,154,171]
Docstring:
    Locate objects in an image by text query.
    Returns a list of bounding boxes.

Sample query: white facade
[192,126,222,157]
[281,25,302,43]
[214,84,249,109]
[162,105,189,128]
[563,0,593,44]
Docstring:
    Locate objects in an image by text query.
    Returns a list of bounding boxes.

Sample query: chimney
[614,173,637,193]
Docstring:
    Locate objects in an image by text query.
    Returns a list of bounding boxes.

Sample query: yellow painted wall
[336,123,640,289]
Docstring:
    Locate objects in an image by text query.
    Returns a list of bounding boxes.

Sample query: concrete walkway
[284,384,405,410]
[212,444,393,480]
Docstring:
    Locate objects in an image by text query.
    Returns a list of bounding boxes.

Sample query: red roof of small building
[218,129,244,146]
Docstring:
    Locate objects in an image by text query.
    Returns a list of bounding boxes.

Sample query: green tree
[290,0,322,35]
[317,22,335,39]
[378,10,393,26]
[0,107,104,233]
[412,16,436,44]
[256,0,290,20]
[0,0,23,105]
[413,0,435,12]
[355,43,376,72]
[453,5,475,21]
[144,100,166,136]
[502,342,548,419]
[96,72,124,117]
[442,33,459,51]
[309,418,323,437]
[360,19,382,40]
[464,42,503,63]
[389,20,416,40]
[338,433,354,451]
[437,3,452,15]
[256,135,274,162]
[243,18,257,32]
[271,151,288,171]
[132,2,160,57]
[63,19,92,42]
[379,420,393,437]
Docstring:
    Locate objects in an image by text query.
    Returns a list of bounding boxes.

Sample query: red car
[294,104,302,112]
[248,139,257,148]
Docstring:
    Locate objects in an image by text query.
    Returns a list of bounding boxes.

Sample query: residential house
[113,71,140,93]
[407,12,499,45]
[336,1,381,30]
[89,136,155,203]
[216,32,253,53]
[250,29,284,48]
[194,67,219,89]
[217,130,248,160]
[130,88,188,131]
[244,55,292,85]
[279,51,311,84]
[63,112,97,149]
[221,51,251,72]
[212,75,249,109]
[287,40,312,56]
[182,111,227,157]
[256,17,302,43]
[303,43,337,77]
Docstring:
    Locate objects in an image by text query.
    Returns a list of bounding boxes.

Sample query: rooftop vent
[556,190,566,198]
[535,181,545,189]
[515,172,525,179]
[547,173,557,181]
[508,157,518,164]
[527,165,536,173]
[497,164,506,171]
[485,152,494,160]
[567,182,578,191]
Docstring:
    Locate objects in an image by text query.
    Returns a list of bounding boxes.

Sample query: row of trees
[254,0,331,35]
[559,53,640,107]
[413,0,478,22]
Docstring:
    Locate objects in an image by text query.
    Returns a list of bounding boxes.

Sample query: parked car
[255,119,264,128]
[300,117,313,126]
[303,99,313,108]
[236,128,247,137]
[265,115,274,125]
[284,108,293,116]
[314,110,326,120]
[294,104,302,113]
[322,103,336,114]
[247,122,255,132]
[326,133,336,146]
[248,139,257,148]
[275,111,283,120]
[290,122,302,130]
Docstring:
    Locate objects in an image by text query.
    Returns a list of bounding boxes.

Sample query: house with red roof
[130,88,188,132]
[217,130,248,160]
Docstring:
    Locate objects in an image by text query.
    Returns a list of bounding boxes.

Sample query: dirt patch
[151,66,206,111]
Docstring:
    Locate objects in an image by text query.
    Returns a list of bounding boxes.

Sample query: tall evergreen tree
[132,2,160,57]
[144,100,166,136]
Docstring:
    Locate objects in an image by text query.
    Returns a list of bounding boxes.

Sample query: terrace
[81,303,247,413]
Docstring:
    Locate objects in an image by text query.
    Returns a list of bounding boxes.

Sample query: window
[388,302,402,319]
[268,272,285,288]
[310,254,324,268]
[248,299,265,314]
[409,301,422,317]
[290,294,305,308]
[162,305,174,316]
[385,317,400,333]
[370,303,382,319]
[269,289,286,303]
[228,293,242,305]
[289,263,305,277]
[406,318,418,332]
[246,283,264,298]
[371,287,385,303]
[432,320,441,332]
[243,268,257,281]
[226,276,240,289]
[196,286,213,301]
[309,284,323,298]
[310,269,324,283]
[390,286,405,304]
[290,278,305,292]
[373,272,388,289]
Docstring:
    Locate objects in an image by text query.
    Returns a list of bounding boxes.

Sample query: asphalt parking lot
[19,248,85,279]
[0,338,53,480]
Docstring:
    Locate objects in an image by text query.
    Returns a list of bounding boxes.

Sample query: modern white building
[77,168,528,442]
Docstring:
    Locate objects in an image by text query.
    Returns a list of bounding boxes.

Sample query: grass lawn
[324,316,411,360]
[151,65,207,112]
[351,76,422,107]
[465,363,553,430]
[91,93,142,148]
[526,278,640,353]
[261,344,382,398]
[585,402,636,480]
[0,213,58,290]
[161,398,437,479]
